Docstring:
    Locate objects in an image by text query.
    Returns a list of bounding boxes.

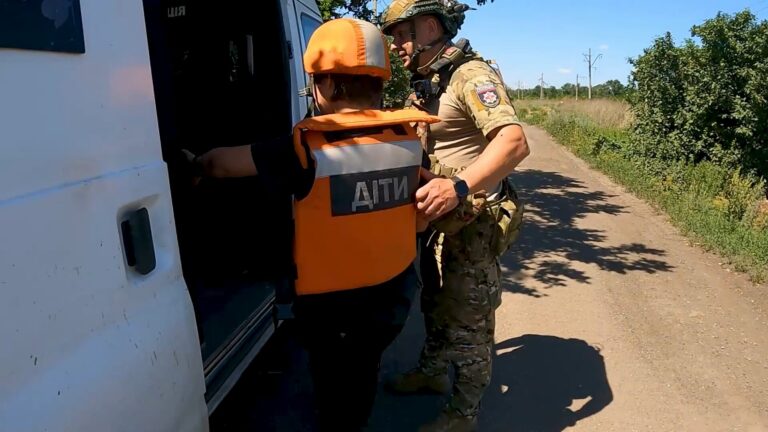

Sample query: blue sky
[376,0,768,88]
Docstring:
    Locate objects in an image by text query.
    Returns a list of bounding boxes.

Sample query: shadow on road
[502,169,674,296]
[480,334,614,432]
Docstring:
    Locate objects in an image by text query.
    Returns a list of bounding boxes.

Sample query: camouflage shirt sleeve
[451,60,521,137]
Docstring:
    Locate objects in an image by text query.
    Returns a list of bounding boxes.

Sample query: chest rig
[408,38,474,110]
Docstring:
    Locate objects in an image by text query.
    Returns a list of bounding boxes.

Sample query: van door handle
[121,208,157,275]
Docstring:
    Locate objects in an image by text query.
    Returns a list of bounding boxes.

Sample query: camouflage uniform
[415,52,522,418]
[380,0,524,425]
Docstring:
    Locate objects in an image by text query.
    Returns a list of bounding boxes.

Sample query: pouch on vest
[431,193,488,236]
[427,157,487,235]
[489,178,524,257]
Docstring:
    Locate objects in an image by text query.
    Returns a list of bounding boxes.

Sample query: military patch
[475,83,500,108]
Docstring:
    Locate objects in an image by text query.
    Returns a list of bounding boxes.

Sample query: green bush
[722,170,766,223]
[629,10,768,181]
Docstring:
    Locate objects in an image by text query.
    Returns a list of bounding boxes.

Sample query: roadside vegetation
[517,9,768,283]
[517,98,767,282]
[514,9,768,282]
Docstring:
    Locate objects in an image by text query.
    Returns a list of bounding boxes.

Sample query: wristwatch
[451,176,470,201]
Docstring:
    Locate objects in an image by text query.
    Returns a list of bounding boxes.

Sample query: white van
[0,0,322,430]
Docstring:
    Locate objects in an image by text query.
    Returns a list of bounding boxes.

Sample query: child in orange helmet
[185,18,439,431]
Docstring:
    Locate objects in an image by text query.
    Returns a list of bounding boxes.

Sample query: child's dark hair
[314,73,384,106]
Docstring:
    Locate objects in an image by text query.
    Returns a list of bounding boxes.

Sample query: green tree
[628,32,686,161]
[681,10,768,171]
[383,48,412,108]
[602,79,626,97]
[316,0,373,21]
[629,10,768,179]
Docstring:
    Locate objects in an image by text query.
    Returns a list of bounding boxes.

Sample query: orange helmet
[303,18,391,80]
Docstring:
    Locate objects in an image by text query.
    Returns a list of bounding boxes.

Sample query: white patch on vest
[351,176,409,212]
[352,182,374,212]
[313,140,422,179]
[394,176,408,201]
[378,178,393,202]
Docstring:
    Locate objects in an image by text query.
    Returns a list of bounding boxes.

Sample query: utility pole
[583,48,603,100]
[372,0,377,21]
[539,73,545,100]
[518,80,522,100]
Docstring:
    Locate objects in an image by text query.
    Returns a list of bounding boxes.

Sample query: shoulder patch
[443,46,458,57]
[475,82,500,108]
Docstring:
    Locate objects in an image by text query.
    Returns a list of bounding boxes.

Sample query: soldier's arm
[191,134,312,198]
[460,123,528,194]
[196,145,257,178]
[415,66,529,220]
[455,67,529,194]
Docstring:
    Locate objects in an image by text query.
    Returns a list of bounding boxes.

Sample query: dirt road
[211,125,768,432]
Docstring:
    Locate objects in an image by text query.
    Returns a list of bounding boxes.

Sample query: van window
[0,0,85,53]
[300,13,321,48]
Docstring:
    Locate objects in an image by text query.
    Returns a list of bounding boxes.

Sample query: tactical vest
[291,109,439,296]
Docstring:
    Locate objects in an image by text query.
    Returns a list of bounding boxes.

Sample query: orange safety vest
[292,109,439,296]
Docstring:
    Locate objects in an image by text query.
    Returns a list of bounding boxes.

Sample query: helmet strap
[415,38,451,76]
[407,21,450,74]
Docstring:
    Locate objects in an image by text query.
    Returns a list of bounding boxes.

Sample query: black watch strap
[451,176,470,200]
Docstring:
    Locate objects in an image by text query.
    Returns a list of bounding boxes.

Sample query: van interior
[141,0,295,402]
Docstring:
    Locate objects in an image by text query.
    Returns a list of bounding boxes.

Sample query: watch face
[453,178,469,197]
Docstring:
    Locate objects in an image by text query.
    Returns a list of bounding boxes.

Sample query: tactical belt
[429,157,504,202]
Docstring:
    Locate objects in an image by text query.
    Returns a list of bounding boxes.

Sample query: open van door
[0,1,208,431]
[140,0,321,414]
[287,0,324,121]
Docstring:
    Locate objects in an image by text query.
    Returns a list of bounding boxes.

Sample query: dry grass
[515,99,634,130]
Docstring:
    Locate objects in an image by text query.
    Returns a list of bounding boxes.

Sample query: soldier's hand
[416,172,460,221]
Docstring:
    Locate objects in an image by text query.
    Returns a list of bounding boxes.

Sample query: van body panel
[0,0,207,430]
[0,165,208,432]
[0,0,162,203]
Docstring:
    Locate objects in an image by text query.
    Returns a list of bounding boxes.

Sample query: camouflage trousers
[418,210,502,417]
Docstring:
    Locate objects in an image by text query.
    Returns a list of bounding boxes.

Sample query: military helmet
[379,0,470,39]
[303,18,391,80]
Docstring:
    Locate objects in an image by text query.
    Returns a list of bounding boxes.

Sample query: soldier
[182,18,439,431]
[380,1,530,431]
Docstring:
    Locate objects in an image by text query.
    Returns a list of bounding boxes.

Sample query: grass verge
[516,99,768,283]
